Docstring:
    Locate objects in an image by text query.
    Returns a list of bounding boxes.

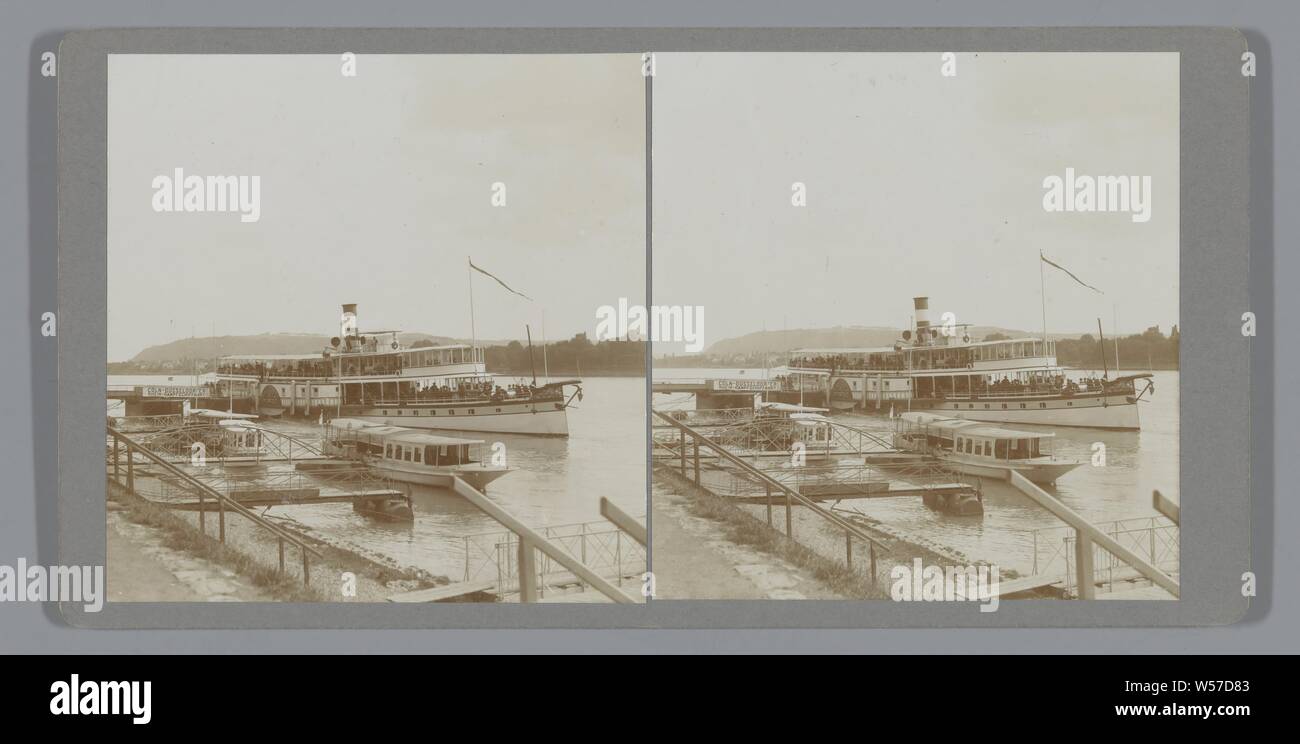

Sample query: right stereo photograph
[650,52,1179,604]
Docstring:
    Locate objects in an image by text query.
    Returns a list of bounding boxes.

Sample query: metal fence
[1031,515,1179,597]
[462,517,647,597]
[650,407,755,429]
[107,426,323,585]
[109,414,184,433]
[652,410,889,585]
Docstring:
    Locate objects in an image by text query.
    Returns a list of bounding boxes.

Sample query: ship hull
[908,393,1140,430]
[935,456,1081,484]
[342,399,570,437]
[366,460,511,491]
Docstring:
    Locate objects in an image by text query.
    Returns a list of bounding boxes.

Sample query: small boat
[749,402,841,459]
[322,418,511,491]
[213,418,268,470]
[351,493,414,522]
[892,411,1082,484]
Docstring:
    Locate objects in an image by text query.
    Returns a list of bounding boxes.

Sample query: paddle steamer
[788,297,1153,430]
[211,304,581,436]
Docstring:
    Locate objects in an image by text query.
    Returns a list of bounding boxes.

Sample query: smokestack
[341,303,358,339]
[913,297,931,341]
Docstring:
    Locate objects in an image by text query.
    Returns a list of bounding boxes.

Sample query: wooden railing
[107,425,323,585]
[652,410,889,583]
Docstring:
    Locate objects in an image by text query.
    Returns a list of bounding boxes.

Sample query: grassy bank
[109,481,327,602]
[655,467,890,599]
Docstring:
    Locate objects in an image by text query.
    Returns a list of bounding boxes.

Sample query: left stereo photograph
[99,54,648,605]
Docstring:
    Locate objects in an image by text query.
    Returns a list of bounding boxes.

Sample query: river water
[110,375,647,580]
[653,368,1179,576]
[110,366,1177,580]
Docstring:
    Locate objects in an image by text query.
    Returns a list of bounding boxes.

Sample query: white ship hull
[366,459,510,491]
[345,400,570,437]
[934,455,1081,484]
[912,393,1140,430]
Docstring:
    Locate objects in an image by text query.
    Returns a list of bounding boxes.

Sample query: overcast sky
[652,53,1179,351]
[108,54,645,361]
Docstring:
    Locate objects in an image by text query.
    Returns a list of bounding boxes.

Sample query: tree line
[989,325,1179,370]
[414,333,646,377]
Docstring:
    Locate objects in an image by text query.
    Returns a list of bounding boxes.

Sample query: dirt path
[107,506,271,602]
[651,485,842,600]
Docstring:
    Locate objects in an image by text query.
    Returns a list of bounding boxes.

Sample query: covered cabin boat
[322,418,510,491]
[893,411,1081,484]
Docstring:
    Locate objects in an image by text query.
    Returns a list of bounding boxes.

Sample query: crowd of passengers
[361,381,555,404]
[220,357,412,379]
[928,375,1121,397]
[790,354,969,372]
[219,360,342,378]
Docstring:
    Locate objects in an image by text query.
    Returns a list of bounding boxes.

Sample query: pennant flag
[1040,252,1103,294]
[469,259,532,301]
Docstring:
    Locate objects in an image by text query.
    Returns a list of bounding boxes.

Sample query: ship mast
[525,325,537,386]
[1039,250,1049,369]
[1097,318,1109,380]
[467,256,477,352]
[1112,304,1121,372]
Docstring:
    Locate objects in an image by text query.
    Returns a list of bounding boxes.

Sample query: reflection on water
[110,375,647,580]
[655,368,1179,575]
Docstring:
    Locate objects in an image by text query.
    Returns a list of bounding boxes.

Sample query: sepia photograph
[651,52,1180,604]
[104,53,647,604]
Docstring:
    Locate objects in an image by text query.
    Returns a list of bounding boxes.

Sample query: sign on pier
[709,379,780,392]
[138,385,209,398]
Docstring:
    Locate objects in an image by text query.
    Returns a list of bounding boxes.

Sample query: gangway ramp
[388,581,497,603]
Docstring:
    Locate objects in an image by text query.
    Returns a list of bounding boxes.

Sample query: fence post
[785,488,793,538]
[218,497,226,544]
[112,433,120,482]
[498,541,508,594]
[518,537,538,603]
[693,438,701,483]
[1075,529,1096,600]
[198,490,206,534]
[302,548,310,587]
[679,430,686,474]
[126,444,135,492]
[869,543,877,586]
[845,531,853,569]
[1032,530,1038,575]
[765,482,773,526]
[278,538,285,574]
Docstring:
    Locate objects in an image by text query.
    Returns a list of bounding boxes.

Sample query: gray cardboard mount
[58,28,1250,628]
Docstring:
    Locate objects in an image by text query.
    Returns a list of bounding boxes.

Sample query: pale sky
[108,54,645,361]
[652,53,1179,351]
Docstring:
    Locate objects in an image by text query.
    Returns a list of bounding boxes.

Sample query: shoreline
[108,480,452,603]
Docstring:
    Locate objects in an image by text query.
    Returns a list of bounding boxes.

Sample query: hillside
[127,332,470,363]
[700,325,1072,356]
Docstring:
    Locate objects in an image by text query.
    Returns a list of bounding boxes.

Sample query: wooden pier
[168,487,405,509]
[731,481,972,503]
[388,581,498,603]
